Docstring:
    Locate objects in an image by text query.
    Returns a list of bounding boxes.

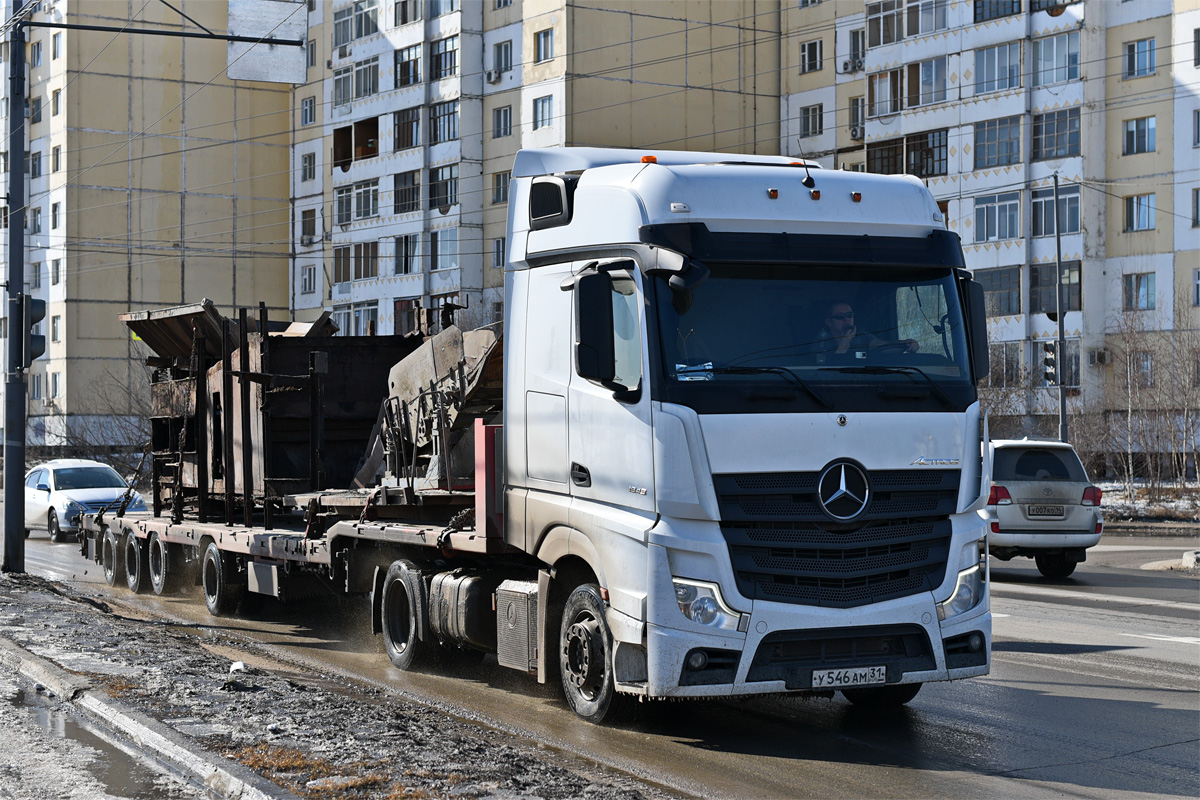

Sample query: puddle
[10,687,190,799]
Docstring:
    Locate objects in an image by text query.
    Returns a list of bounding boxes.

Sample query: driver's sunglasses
[828,312,854,321]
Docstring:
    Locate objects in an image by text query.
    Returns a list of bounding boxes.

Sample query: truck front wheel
[202,542,244,616]
[842,683,922,707]
[381,560,433,670]
[560,584,622,723]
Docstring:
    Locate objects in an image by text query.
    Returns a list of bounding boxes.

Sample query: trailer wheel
[381,560,432,670]
[841,683,922,708]
[560,584,622,723]
[148,534,182,595]
[101,529,125,587]
[123,533,150,594]
[202,541,245,616]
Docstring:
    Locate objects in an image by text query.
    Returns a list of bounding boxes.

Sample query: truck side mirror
[966,279,990,382]
[575,271,616,385]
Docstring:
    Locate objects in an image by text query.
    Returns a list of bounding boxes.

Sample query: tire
[124,533,150,594]
[842,682,922,707]
[380,560,433,671]
[201,541,245,616]
[148,534,183,596]
[101,529,125,587]
[1035,553,1076,579]
[47,509,62,543]
[559,583,623,723]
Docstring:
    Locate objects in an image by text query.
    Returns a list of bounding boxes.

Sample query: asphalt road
[12,528,1200,799]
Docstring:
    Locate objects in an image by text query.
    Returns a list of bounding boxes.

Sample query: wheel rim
[48,510,59,537]
[384,581,412,654]
[564,614,603,700]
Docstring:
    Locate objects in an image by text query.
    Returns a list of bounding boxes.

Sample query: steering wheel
[873,342,911,353]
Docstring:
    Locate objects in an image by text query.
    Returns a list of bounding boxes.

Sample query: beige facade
[4,0,293,448]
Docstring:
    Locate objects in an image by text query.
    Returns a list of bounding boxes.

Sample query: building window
[355,56,379,98]
[799,0,820,6]
[354,241,379,280]
[492,171,510,204]
[1030,261,1081,314]
[867,69,902,117]
[1124,194,1155,231]
[907,56,946,106]
[1031,107,1080,160]
[430,0,458,17]
[333,7,353,47]
[535,28,554,63]
[394,107,420,149]
[335,186,353,225]
[867,1,903,48]
[30,97,41,124]
[430,100,458,143]
[30,373,42,400]
[301,209,316,238]
[334,246,351,284]
[396,44,420,86]
[51,202,59,229]
[495,0,512,8]
[907,0,948,36]
[30,262,41,288]
[51,373,61,399]
[301,97,315,126]
[1194,188,1200,228]
[333,66,353,108]
[430,35,458,80]
[430,228,459,271]
[799,40,823,74]
[866,139,903,174]
[51,316,61,343]
[1194,268,1199,305]
[1031,185,1080,237]
[354,180,379,219]
[1123,38,1155,78]
[30,41,42,66]
[978,266,1021,316]
[52,146,60,172]
[51,89,60,116]
[395,298,420,335]
[799,103,823,138]
[493,105,512,138]
[849,96,864,130]
[905,129,947,177]
[307,39,316,69]
[355,0,379,38]
[492,237,506,269]
[51,259,60,285]
[394,170,420,213]
[430,164,458,210]
[1133,351,1153,388]
[850,29,865,63]
[395,0,422,24]
[1123,273,1155,311]
[301,152,315,181]
[1194,109,1200,147]
[974,0,1020,24]
[974,116,1021,168]
[29,151,42,179]
[494,40,512,72]
[301,264,316,294]
[975,42,1020,94]
[52,32,60,59]
[974,192,1020,242]
[1033,30,1079,86]
[533,95,553,129]
[396,234,419,274]
[30,207,41,233]
[988,340,1022,388]
[1122,117,1156,155]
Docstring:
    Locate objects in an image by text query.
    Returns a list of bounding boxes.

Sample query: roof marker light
[852,192,862,203]
[810,189,820,200]
[641,155,658,164]
[768,188,779,199]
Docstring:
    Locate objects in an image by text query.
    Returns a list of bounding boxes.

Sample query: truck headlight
[937,563,984,621]
[672,578,743,632]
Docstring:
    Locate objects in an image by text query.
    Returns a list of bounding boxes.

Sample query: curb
[0,637,301,800]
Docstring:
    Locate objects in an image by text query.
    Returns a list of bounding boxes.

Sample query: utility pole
[3,22,27,573]
[1052,172,1068,443]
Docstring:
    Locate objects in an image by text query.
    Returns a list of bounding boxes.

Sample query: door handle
[570,462,591,487]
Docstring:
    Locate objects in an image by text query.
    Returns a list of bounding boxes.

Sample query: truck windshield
[652,263,977,413]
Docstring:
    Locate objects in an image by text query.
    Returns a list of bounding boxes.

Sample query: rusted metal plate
[121,299,236,360]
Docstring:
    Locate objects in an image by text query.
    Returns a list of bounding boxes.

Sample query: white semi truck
[84,148,992,723]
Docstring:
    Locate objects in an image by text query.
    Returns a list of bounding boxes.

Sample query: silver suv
[984,439,1103,579]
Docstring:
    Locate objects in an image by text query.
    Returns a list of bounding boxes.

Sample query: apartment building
[1,0,293,448]
[290,0,780,337]
[782,0,1200,468]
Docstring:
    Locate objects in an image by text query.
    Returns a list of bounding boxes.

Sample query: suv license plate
[811,666,887,688]
[1029,505,1065,516]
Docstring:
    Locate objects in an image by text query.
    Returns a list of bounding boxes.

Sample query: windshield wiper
[703,364,831,408]
[820,365,955,409]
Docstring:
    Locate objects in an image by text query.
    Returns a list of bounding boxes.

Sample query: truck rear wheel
[559,584,622,723]
[381,560,433,670]
[123,533,150,594]
[1035,553,1076,579]
[101,529,125,587]
[148,534,182,595]
[841,683,922,707]
[201,542,244,616]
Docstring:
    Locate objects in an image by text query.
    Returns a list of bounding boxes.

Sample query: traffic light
[22,294,46,368]
[1042,341,1057,385]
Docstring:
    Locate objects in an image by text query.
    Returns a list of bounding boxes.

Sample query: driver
[819,300,919,354]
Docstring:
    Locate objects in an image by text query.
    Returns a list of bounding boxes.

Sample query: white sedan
[23,459,147,542]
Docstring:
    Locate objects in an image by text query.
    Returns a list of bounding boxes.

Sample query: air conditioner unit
[485,69,501,84]
[854,58,864,71]
[301,235,315,246]
[842,60,853,73]
[1088,348,1111,366]
[849,125,863,140]
[327,59,334,69]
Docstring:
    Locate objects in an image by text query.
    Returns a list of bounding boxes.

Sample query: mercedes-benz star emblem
[817,462,870,521]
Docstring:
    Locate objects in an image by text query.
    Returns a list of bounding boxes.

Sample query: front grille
[715,470,959,608]
[746,625,935,688]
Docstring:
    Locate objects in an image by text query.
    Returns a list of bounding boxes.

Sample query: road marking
[1121,633,1200,645]
[992,613,1011,618]
[992,582,1200,612]
[1091,545,1197,552]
